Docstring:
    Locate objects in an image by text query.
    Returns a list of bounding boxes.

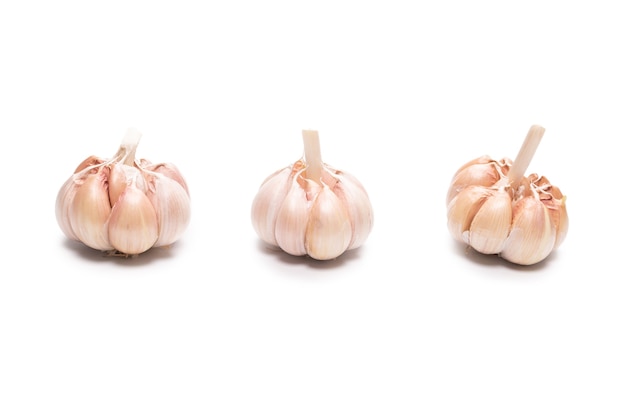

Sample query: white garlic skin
[56,135,191,256]
[251,160,373,261]
[446,156,568,265]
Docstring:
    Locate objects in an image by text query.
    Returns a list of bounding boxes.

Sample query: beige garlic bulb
[56,128,191,256]
[251,130,373,260]
[446,125,568,265]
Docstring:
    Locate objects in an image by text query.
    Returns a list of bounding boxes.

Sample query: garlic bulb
[446,125,568,265]
[56,128,191,256]
[251,130,373,260]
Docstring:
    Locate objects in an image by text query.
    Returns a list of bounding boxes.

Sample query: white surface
[1,1,624,417]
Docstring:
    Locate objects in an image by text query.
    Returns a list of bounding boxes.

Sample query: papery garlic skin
[446,126,568,265]
[251,130,373,261]
[55,128,191,256]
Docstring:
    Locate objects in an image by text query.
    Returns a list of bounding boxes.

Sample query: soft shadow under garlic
[62,237,181,266]
[255,240,364,270]
[450,240,558,272]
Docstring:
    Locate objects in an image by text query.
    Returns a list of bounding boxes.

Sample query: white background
[1,1,624,417]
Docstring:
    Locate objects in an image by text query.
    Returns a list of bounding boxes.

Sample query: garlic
[251,130,373,260]
[56,128,191,256]
[446,125,568,265]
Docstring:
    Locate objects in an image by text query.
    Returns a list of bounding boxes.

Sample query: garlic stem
[119,128,142,166]
[508,125,545,187]
[302,129,323,185]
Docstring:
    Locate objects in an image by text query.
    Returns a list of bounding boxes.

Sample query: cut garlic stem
[302,129,323,185]
[508,124,545,188]
[119,127,142,166]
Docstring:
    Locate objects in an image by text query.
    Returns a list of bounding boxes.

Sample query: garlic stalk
[251,130,374,260]
[56,128,191,256]
[446,125,568,265]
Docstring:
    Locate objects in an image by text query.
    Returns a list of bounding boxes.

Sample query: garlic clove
[553,196,569,250]
[68,168,114,251]
[447,156,502,205]
[107,163,128,207]
[145,173,192,247]
[57,158,110,242]
[108,185,159,255]
[274,173,310,256]
[450,155,494,177]
[330,170,374,250]
[466,189,512,254]
[447,185,492,244]
[251,166,295,247]
[109,163,150,206]
[141,161,190,195]
[500,197,556,265]
[55,175,81,242]
[305,183,352,260]
[530,174,569,249]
